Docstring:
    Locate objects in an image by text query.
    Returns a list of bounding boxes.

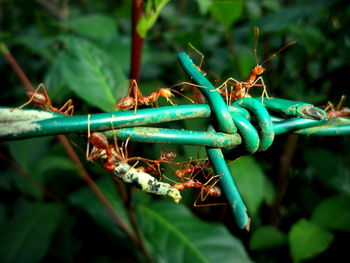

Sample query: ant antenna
[261,40,297,66]
[188,42,204,67]
[253,26,260,65]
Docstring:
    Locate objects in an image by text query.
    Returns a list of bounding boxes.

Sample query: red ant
[86,114,129,171]
[215,27,297,104]
[135,150,177,177]
[174,159,211,180]
[116,80,195,114]
[172,175,223,207]
[16,83,74,116]
[324,95,350,119]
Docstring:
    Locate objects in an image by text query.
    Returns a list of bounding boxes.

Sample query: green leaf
[137,201,253,263]
[6,138,53,199]
[62,14,117,40]
[311,194,350,232]
[209,0,244,30]
[44,53,71,101]
[228,156,266,216]
[59,36,128,112]
[258,3,330,33]
[137,0,170,38]
[236,46,256,78]
[303,148,350,194]
[291,26,325,55]
[7,137,52,170]
[69,176,132,236]
[262,175,276,205]
[288,219,334,263]
[195,0,212,15]
[250,226,286,250]
[0,203,64,263]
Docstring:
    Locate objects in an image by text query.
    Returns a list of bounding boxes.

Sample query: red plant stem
[57,135,138,244]
[1,45,139,245]
[1,44,34,92]
[130,0,144,82]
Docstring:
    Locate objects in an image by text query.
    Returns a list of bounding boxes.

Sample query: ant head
[158,88,174,98]
[252,65,265,75]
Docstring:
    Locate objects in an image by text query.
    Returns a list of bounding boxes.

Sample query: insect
[15,83,74,116]
[116,79,195,114]
[215,27,297,104]
[172,175,222,207]
[85,120,182,202]
[324,95,350,119]
[136,150,177,176]
[174,159,211,180]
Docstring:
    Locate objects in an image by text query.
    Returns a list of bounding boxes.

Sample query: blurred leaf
[288,219,334,263]
[262,175,276,205]
[262,0,280,11]
[95,35,131,72]
[59,36,128,112]
[7,137,52,169]
[137,201,253,263]
[34,155,76,174]
[209,0,244,30]
[12,172,43,200]
[195,0,212,15]
[0,203,64,263]
[236,46,256,78]
[69,176,132,236]
[311,194,350,232]
[44,53,71,101]
[303,148,350,194]
[62,14,117,40]
[250,226,286,250]
[0,203,6,225]
[228,156,267,216]
[291,26,325,55]
[137,0,170,38]
[245,0,262,19]
[258,3,329,33]
[13,28,55,60]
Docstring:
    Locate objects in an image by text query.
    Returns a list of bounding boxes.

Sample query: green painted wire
[1,104,350,140]
[177,52,250,229]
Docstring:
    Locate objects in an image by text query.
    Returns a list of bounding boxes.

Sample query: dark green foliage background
[1,0,350,262]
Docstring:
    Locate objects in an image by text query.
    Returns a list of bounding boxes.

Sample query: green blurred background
[1,0,350,262]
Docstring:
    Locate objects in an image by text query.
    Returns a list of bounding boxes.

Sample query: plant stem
[0,43,34,92]
[57,135,138,243]
[1,44,139,245]
[130,0,144,82]
[269,134,298,226]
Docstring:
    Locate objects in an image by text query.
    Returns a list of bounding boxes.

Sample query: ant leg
[253,77,270,100]
[37,83,52,107]
[86,115,104,162]
[324,101,335,112]
[86,114,91,161]
[169,88,195,104]
[58,99,74,116]
[15,83,48,110]
[194,176,225,207]
[336,95,346,111]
